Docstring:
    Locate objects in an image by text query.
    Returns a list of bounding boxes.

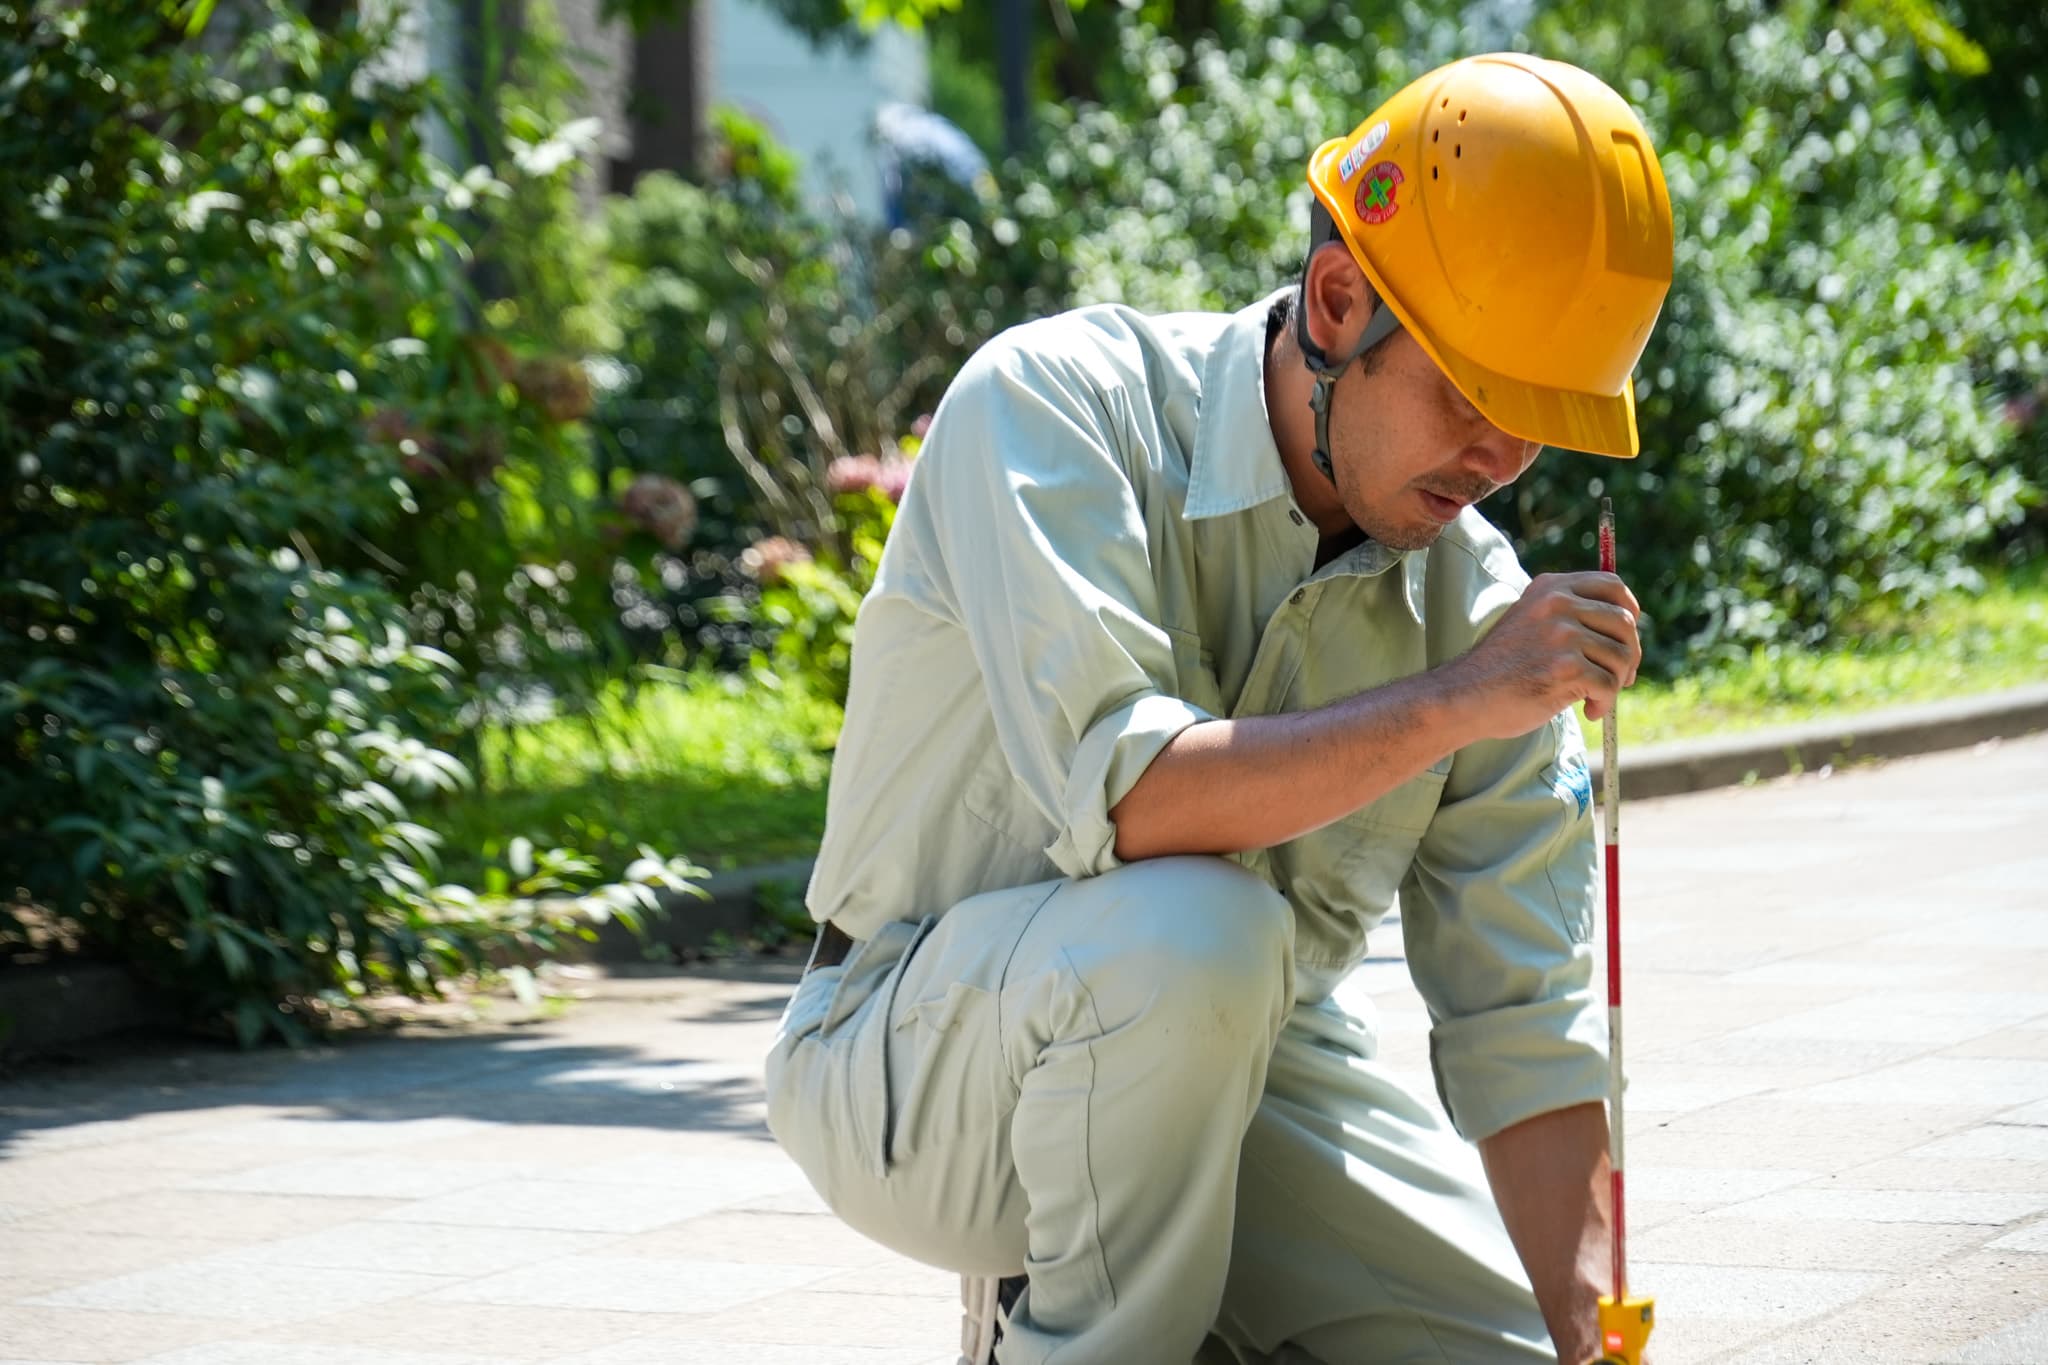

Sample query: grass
[420,670,842,882]
[1585,561,2048,748]
[427,564,2047,876]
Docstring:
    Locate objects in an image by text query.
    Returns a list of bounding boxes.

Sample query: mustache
[1419,478,1499,506]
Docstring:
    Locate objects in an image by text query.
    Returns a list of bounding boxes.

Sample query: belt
[806,920,857,973]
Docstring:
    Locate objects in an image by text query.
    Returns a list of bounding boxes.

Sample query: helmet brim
[1430,339,1642,459]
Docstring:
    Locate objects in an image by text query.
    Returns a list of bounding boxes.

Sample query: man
[766,52,1674,1365]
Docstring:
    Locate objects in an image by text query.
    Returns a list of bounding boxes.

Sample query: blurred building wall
[316,0,927,219]
[702,0,927,220]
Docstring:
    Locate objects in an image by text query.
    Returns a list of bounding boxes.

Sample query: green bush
[596,112,1063,672]
[1499,4,2044,664]
[0,1,671,1042]
[999,2,2046,667]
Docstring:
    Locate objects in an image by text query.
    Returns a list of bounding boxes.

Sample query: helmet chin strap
[1295,205,1406,485]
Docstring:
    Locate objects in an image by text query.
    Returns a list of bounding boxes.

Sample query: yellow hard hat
[1307,54,1674,457]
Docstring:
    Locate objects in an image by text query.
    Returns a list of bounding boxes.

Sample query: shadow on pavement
[0,968,803,1161]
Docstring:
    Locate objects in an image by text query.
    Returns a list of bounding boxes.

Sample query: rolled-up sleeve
[1399,708,1606,1143]
[916,333,1213,879]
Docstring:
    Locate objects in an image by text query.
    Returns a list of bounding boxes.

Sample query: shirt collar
[1184,286,1427,627]
[1184,288,1296,521]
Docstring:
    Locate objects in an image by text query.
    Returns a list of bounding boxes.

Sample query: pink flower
[909,413,933,440]
[877,456,913,504]
[739,536,812,586]
[826,454,884,496]
[619,473,699,551]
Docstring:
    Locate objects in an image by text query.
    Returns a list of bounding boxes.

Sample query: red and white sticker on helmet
[1354,162,1404,225]
[1337,120,1390,182]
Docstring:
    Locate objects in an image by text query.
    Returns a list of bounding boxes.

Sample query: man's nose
[1464,427,1539,484]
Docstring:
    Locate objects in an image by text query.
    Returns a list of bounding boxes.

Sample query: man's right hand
[1444,572,1643,740]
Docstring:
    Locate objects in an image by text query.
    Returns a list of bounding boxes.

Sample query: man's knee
[1069,855,1294,1036]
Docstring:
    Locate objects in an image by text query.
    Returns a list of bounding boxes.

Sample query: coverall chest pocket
[1268,758,1452,968]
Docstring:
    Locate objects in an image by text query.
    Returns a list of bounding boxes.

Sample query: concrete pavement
[2,734,2045,1364]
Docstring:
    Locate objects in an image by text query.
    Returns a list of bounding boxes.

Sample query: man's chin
[1361,518,1446,553]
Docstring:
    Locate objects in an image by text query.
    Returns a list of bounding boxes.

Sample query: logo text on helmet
[1355,162,1404,225]
[1338,120,1390,182]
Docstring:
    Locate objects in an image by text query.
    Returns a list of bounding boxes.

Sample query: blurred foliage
[975,0,2046,667]
[595,109,1063,678]
[0,1,686,1042]
[424,670,843,877]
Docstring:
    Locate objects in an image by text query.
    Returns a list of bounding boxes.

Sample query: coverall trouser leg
[763,855,1551,1364]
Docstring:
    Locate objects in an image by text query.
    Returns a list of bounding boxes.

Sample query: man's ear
[1302,244,1379,359]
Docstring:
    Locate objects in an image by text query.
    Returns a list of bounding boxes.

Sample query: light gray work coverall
[766,289,1607,1364]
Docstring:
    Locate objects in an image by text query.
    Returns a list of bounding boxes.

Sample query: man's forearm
[1478,1101,1614,1364]
[1108,666,1487,862]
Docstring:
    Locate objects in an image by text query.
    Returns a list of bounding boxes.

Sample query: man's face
[1327,329,1541,551]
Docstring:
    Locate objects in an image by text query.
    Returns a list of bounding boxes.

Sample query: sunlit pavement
[3,733,2045,1364]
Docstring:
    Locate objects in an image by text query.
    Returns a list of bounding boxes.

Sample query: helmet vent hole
[1455,144,1462,158]
[1432,130,1440,143]
[1458,109,1468,123]
[1441,97,1450,108]
[1431,166,1439,180]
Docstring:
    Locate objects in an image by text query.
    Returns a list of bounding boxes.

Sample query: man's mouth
[1417,480,1495,523]
[1418,489,1469,522]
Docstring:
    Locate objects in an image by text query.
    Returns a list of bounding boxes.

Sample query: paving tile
[133,1345,507,1365]
[389,1125,673,1167]
[1705,1186,2048,1226]
[229,1220,616,1276]
[1826,1155,2048,1193]
[1732,1002,2044,1048]
[22,1256,450,1324]
[1639,1033,1929,1071]
[182,1155,533,1201]
[0,1230,249,1300]
[731,1187,835,1216]
[0,1306,228,1362]
[0,1109,284,1160]
[809,1260,960,1297]
[1912,1125,2048,1162]
[1952,1306,2048,1364]
[1628,1166,1818,1207]
[1880,912,2048,950]
[1719,960,1967,988]
[611,1210,894,1266]
[161,1116,492,1150]
[560,1341,939,1365]
[1717,1248,2048,1364]
[423,1254,840,1314]
[1793,1058,2048,1108]
[1624,1068,1841,1116]
[1628,1314,1768,1364]
[662,1288,962,1348]
[11,1190,401,1241]
[0,1147,261,1214]
[549,1153,809,1199]
[1997,1098,2048,1126]
[372,1179,732,1233]
[1634,1214,1987,1271]
[1985,1220,2048,1253]
[1626,1121,1939,1173]
[1942,1026,2048,1062]
[1653,1098,1985,1150]
[1590,1262,1884,1325]
[264,1303,658,1359]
